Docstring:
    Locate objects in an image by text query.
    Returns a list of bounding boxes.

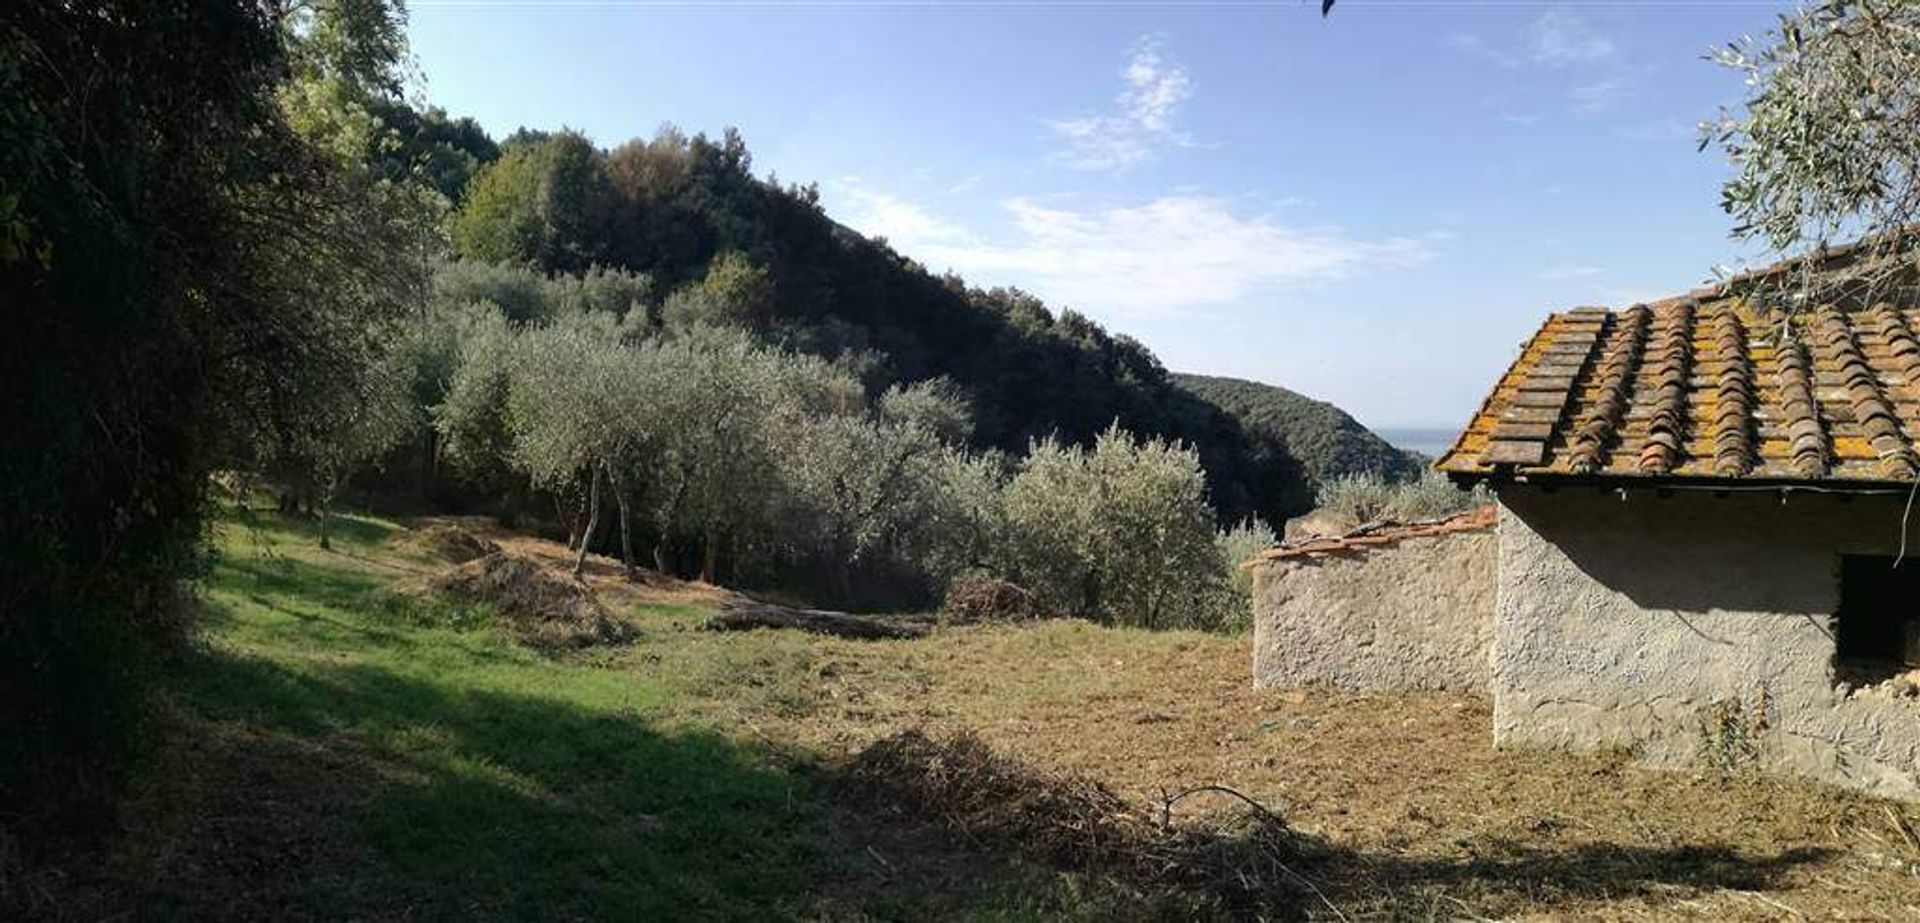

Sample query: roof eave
[1442,467,1919,495]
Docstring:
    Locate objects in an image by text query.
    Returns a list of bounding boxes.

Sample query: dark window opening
[1836,555,1920,685]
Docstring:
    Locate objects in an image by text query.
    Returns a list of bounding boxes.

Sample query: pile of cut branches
[840,729,1340,920]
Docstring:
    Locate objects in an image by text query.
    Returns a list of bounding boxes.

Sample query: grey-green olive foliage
[420,256,1265,625]
[1706,0,1920,298]
[998,426,1232,630]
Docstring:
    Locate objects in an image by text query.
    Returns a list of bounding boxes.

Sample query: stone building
[1252,274,1920,798]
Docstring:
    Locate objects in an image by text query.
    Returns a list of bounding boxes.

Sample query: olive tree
[783,381,987,601]
[505,316,638,575]
[999,426,1228,629]
[1705,0,1920,302]
[434,304,519,494]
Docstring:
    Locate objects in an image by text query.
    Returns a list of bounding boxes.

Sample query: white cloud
[1049,36,1197,172]
[839,187,1430,315]
[1530,9,1617,66]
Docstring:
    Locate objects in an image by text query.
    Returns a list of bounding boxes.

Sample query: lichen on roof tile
[1437,283,1920,485]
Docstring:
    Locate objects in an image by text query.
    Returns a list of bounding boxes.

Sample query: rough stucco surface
[1496,488,1920,799]
[1251,529,1495,693]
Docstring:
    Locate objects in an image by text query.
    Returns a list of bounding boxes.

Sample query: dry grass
[30,509,1920,920]
[656,617,1920,920]
[360,517,1920,918]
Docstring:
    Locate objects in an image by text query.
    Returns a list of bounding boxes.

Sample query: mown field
[21,506,1920,920]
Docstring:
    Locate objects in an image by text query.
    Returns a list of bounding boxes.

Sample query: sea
[1374,427,1457,461]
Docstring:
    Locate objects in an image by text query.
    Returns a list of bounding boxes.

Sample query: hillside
[444,128,1323,522]
[1171,373,1423,487]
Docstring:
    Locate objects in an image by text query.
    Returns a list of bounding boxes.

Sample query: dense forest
[1171,373,1421,485]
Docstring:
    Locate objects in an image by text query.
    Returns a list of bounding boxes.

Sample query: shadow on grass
[45,651,841,921]
[837,730,1838,921]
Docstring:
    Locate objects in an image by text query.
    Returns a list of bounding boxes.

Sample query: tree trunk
[610,467,637,578]
[700,528,718,584]
[500,477,528,529]
[652,541,670,575]
[573,467,602,578]
[421,429,437,494]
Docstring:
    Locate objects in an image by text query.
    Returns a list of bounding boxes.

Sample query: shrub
[1315,469,1482,523]
[1313,472,1396,522]
[998,427,1228,630]
[1210,518,1277,634]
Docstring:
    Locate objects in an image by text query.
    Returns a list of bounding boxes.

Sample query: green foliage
[435,305,519,491]
[1315,469,1483,523]
[1211,518,1277,634]
[0,0,422,842]
[432,258,552,323]
[366,99,501,204]
[448,125,1313,526]
[452,131,614,272]
[1171,372,1421,489]
[1705,0,1920,299]
[998,427,1229,629]
[660,250,775,332]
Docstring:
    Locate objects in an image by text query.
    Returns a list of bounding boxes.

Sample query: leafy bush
[1316,470,1483,523]
[1211,518,1277,634]
[1314,472,1397,522]
[998,427,1228,630]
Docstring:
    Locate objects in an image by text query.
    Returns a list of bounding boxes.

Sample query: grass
[22,504,1920,920]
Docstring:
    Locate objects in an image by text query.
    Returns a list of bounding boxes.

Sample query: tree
[999,426,1228,629]
[660,250,775,332]
[452,131,614,272]
[0,0,423,841]
[505,317,640,575]
[436,303,520,496]
[1706,0,1920,302]
[366,99,501,204]
[784,382,985,603]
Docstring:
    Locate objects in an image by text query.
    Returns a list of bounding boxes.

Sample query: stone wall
[1251,527,1495,693]
[1496,486,1920,799]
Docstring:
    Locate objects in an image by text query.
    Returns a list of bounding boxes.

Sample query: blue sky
[408,1,1791,429]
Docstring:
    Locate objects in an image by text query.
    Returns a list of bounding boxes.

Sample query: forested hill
[441,127,1326,522]
[1170,373,1422,486]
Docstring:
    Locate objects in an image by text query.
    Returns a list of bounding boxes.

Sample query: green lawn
[88,508,851,919]
[46,505,1108,921]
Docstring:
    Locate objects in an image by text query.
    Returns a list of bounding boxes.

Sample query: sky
[407,0,1795,430]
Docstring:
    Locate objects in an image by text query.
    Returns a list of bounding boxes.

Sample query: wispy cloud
[1536,264,1603,281]
[1049,36,1197,172]
[1450,9,1636,120]
[1444,32,1520,69]
[840,187,1429,315]
[1529,9,1617,66]
[1568,77,1633,113]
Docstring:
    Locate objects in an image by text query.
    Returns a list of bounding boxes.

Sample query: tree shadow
[828,729,1840,921]
[1307,838,1832,919]
[40,651,854,920]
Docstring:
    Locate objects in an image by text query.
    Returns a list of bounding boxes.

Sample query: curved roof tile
[1438,301,1920,485]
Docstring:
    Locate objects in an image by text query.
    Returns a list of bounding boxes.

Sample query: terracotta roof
[1252,505,1497,563]
[1437,299,1920,485]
